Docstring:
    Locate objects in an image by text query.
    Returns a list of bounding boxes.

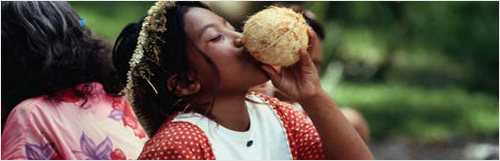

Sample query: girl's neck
[210,91,250,132]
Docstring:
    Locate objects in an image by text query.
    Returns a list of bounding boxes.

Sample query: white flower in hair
[124,1,176,106]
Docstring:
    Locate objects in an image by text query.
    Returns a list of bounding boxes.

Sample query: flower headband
[124,1,176,106]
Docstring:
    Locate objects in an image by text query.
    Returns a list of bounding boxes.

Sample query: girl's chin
[242,56,270,85]
[239,69,268,87]
[253,70,271,85]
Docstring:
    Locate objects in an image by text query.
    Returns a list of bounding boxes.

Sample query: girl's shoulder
[152,121,209,142]
[248,92,304,119]
[138,121,215,160]
[249,92,324,159]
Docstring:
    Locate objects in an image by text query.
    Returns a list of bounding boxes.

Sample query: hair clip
[79,19,86,27]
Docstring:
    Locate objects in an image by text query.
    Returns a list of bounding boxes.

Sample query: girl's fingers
[307,27,318,53]
[260,64,281,84]
[297,48,315,71]
[299,48,311,67]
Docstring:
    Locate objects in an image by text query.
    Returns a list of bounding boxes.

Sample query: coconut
[242,6,309,66]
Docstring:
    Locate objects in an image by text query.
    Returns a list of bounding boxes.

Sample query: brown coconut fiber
[242,6,309,66]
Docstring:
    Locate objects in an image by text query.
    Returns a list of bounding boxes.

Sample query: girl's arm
[260,28,373,160]
[298,90,373,159]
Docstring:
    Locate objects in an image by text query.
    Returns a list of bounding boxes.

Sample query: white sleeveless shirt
[172,94,293,160]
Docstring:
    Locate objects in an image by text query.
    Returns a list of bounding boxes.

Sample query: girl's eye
[210,35,223,42]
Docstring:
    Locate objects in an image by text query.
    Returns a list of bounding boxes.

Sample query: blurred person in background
[1,1,147,159]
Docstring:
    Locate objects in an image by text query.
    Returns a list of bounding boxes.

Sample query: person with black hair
[1,1,147,159]
[115,1,372,159]
[113,19,144,86]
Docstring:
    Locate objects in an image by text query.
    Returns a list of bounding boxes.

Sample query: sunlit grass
[324,81,498,142]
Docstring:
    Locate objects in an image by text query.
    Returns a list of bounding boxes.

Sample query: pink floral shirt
[1,83,148,160]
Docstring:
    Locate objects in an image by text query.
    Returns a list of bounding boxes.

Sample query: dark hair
[113,1,217,136]
[113,19,144,86]
[271,2,325,40]
[1,2,121,126]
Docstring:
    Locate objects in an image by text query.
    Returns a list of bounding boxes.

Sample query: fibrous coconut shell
[242,6,309,66]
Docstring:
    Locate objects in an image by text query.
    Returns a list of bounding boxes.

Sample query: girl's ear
[167,73,201,96]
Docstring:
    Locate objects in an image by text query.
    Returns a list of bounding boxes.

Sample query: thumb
[298,48,314,69]
[260,64,281,85]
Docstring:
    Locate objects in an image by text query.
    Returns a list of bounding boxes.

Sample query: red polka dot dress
[138,92,324,160]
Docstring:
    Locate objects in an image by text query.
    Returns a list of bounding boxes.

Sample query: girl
[1,2,147,159]
[116,1,372,159]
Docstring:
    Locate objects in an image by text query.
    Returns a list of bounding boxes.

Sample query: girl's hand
[260,28,324,102]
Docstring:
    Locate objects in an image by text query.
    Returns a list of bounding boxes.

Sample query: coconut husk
[242,6,309,66]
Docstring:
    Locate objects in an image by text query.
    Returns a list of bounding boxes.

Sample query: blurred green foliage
[302,1,499,141]
[69,1,498,142]
[303,1,498,93]
[70,1,154,40]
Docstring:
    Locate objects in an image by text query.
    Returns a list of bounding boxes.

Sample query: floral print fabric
[25,143,59,160]
[1,83,148,160]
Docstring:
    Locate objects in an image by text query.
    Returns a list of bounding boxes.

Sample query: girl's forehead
[185,8,217,22]
[184,7,223,31]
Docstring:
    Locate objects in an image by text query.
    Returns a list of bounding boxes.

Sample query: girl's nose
[233,32,244,47]
[234,37,243,47]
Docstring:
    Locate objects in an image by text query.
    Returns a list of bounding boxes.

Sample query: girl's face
[183,7,268,95]
[310,35,323,74]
